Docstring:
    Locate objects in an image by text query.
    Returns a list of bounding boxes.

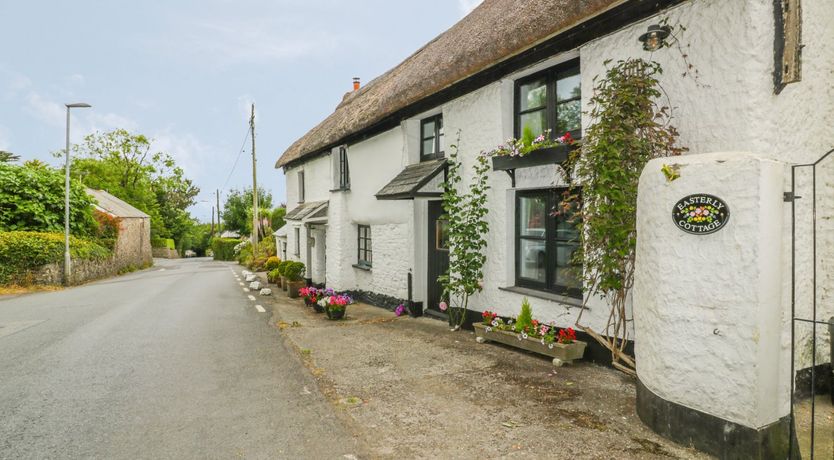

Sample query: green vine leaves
[439,134,491,328]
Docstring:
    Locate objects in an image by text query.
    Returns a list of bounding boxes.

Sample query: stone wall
[152,247,179,259]
[115,217,153,267]
[34,258,121,286]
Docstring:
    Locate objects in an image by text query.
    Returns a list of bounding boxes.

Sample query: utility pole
[211,206,215,236]
[250,103,258,256]
[216,189,221,234]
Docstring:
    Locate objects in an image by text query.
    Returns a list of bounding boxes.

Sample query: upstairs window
[357,224,372,268]
[515,60,581,141]
[420,114,444,161]
[297,171,305,203]
[338,146,350,190]
[294,227,300,255]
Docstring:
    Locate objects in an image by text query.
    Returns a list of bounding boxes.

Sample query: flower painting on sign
[672,194,730,235]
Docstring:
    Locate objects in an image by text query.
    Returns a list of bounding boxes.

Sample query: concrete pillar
[633,152,790,459]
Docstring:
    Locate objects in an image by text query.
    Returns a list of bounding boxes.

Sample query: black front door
[426,201,450,313]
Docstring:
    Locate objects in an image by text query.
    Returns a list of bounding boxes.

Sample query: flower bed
[473,301,587,367]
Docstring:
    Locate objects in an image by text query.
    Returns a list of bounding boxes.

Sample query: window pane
[519,239,546,282]
[422,138,436,155]
[519,110,546,138]
[520,79,547,111]
[422,120,436,138]
[436,219,449,250]
[553,243,581,289]
[556,100,581,134]
[556,73,581,102]
[518,195,546,237]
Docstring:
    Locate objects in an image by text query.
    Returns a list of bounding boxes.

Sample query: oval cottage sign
[672,194,729,235]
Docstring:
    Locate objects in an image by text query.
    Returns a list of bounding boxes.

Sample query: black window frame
[357,224,372,268]
[515,188,582,298]
[338,146,350,190]
[420,114,444,161]
[514,59,581,141]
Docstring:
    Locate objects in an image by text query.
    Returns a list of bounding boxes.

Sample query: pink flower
[439,301,448,311]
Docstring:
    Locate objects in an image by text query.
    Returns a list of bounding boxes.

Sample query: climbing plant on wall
[439,136,490,329]
[562,58,686,375]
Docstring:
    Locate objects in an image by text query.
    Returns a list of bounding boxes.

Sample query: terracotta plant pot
[287,280,305,298]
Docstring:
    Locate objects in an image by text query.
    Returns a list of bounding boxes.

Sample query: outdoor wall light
[638,24,671,52]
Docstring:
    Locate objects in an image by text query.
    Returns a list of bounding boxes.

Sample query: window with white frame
[337,146,350,190]
[297,171,305,203]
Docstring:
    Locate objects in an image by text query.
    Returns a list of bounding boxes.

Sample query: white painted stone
[242,270,252,277]
[245,274,257,282]
[249,281,262,290]
[634,152,789,430]
[259,288,272,296]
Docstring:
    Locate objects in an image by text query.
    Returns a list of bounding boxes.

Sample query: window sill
[352,264,372,272]
[498,286,585,308]
[329,187,351,193]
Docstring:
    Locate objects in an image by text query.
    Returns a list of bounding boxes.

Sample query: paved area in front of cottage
[252,268,711,459]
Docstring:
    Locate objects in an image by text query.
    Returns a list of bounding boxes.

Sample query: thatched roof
[276,0,622,168]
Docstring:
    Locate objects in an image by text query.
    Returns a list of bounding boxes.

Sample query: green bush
[514,297,534,333]
[277,260,292,277]
[264,256,282,271]
[283,261,306,282]
[211,238,239,261]
[0,231,111,284]
[151,238,175,250]
[267,269,281,283]
[0,163,98,236]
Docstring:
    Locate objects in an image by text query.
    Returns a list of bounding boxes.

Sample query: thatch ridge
[275,0,622,168]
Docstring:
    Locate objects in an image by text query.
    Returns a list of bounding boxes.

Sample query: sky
[0,0,483,222]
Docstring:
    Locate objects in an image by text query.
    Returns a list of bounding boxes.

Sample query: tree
[271,205,286,231]
[221,187,273,235]
[0,151,20,163]
[65,129,199,244]
[0,162,97,235]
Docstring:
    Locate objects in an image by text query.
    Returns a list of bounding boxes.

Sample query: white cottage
[276,1,833,457]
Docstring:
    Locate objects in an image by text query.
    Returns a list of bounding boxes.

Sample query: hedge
[151,238,175,250]
[0,231,111,284]
[211,238,239,261]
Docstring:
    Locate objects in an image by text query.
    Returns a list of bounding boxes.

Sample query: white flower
[548,343,554,349]
[540,339,546,345]
[521,332,528,339]
[517,334,523,341]
[491,320,498,327]
[485,327,492,332]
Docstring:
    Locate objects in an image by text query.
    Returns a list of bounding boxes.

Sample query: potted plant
[267,268,281,285]
[299,287,319,307]
[473,298,587,367]
[284,262,306,299]
[311,288,335,313]
[488,130,575,172]
[319,294,352,320]
[277,260,292,290]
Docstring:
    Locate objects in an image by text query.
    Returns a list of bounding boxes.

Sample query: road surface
[0,258,359,459]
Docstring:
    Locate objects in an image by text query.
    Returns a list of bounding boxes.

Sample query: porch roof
[375,159,446,200]
[285,200,328,221]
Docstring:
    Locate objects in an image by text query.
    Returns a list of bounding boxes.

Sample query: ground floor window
[357,224,372,268]
[515,188,581,298]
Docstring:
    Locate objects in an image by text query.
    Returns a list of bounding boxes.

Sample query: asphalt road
[0,258,359,459]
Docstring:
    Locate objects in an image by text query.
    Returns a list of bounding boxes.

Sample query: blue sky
[0,0,482,221]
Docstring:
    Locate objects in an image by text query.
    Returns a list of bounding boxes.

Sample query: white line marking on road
[159,268,166,272]
[247,295,256,301]
[255,305,266,313]
[239,282,244,286]
[243,288,250,292]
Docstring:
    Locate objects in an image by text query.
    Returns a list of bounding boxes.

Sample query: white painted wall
[276,0,834,354]
[634,152,790,429]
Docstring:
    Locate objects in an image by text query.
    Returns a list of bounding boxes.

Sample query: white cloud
[24,92,65,127]
[66,74,85,86]
[457,0,483,16]
[157,18,341,67]
[149,129,211,183]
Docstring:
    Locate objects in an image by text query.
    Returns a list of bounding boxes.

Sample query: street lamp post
[64,102,91,286]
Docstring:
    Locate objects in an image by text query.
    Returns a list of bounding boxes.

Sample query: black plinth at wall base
[636,380,790,460]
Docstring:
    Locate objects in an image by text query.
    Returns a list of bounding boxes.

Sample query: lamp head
[65,102,91,108]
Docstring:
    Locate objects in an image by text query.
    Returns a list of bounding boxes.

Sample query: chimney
[352,77,361,91]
